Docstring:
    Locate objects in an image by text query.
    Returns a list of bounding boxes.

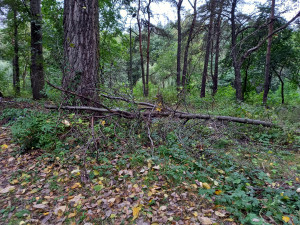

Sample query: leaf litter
[0,126,236,224]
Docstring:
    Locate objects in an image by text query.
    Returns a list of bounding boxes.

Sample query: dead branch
[44,104,273,127]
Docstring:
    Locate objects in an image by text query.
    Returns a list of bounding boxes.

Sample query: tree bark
[212,0,224,96]
[182,0,197,89]
[145,0,152,97]
[176,0,183,89]
[242,57,251,97]
[62,0,100,105]
[13,8,20,96]
[30,0,44,100]
[230,0,243,101]
[273,67,284,104]
[263,0,275,105]
[201,0,215,98]
[137,0,146,96]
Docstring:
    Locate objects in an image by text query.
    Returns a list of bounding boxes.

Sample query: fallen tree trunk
[44,104,273,127]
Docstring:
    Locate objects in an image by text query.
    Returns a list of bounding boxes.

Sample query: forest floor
[0,126,232,225]
[0,99,299,225]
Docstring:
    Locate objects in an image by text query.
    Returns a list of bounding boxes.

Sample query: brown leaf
[199,217,213,225]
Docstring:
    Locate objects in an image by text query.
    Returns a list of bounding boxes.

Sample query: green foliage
[0,60,12,95]
[1,109,65,151]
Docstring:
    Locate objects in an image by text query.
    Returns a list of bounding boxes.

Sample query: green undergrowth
[1,107,299,224]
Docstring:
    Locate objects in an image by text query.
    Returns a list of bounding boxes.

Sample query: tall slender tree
[30,0,44,99]
[137,0,146,96]
[176,0,183,89]
[13,6,20,96]
[62,0,100,104]
[262,0,275,105]
[200,0,216,98]
[182,0,197,89]
[212,0,224,96]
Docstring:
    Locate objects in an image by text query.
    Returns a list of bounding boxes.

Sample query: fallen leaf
[62,119,71,126]
[68,212,76,218]
[71,182,82,189]
[30,188,39,194]
[296,187,300,193]
[153,165,160,170]
[0,186,15,194]
[54,205,66,217]
[202,183,211,189]
[199,217,213,225]
[132,206,141,220]
[215,211,226,217]
[215,190,222,195]
[10,179,19,184]
[193,212,198,217]
[159,206,167,211]
[94,185,103,191]
[1,144,8,149]
[282,216,290,223]
[33,204,47,210]
[71,168,81,175]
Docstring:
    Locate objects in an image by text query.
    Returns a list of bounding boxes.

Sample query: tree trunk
[137,0,146,96]
[200,0,215,98]
[230,0,243,101]
[128,27,133,88]
[176,0,183,89]
[274,67,284,104]
[263,0,275,105]
[182,0,197,89]
[212,0,224,96]
[145,0,152,97]
[62,0,100,105]
[13,8,20,96]
[30,0,44,100]
[242,57,251,97]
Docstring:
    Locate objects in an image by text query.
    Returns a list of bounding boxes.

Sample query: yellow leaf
[132,206,141,220]
[133,184,139,188]
[53,171,59,176]
[94,170,99,176]
[296,177,299,182]
[101,120,106,126]
[10,179,19,184]
[110,214,116,218]
[215,190,222,195]
[202,183,211,189]
[71,183,82,189]
[156,107,162,112]
[282,216,290,223]
[68,212,76,218]
[30,188,38,194]
[193,212,198,217]
[1,144,8,149]
[43,212,49,216]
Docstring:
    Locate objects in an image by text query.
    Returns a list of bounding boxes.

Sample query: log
[44,104,273,127]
